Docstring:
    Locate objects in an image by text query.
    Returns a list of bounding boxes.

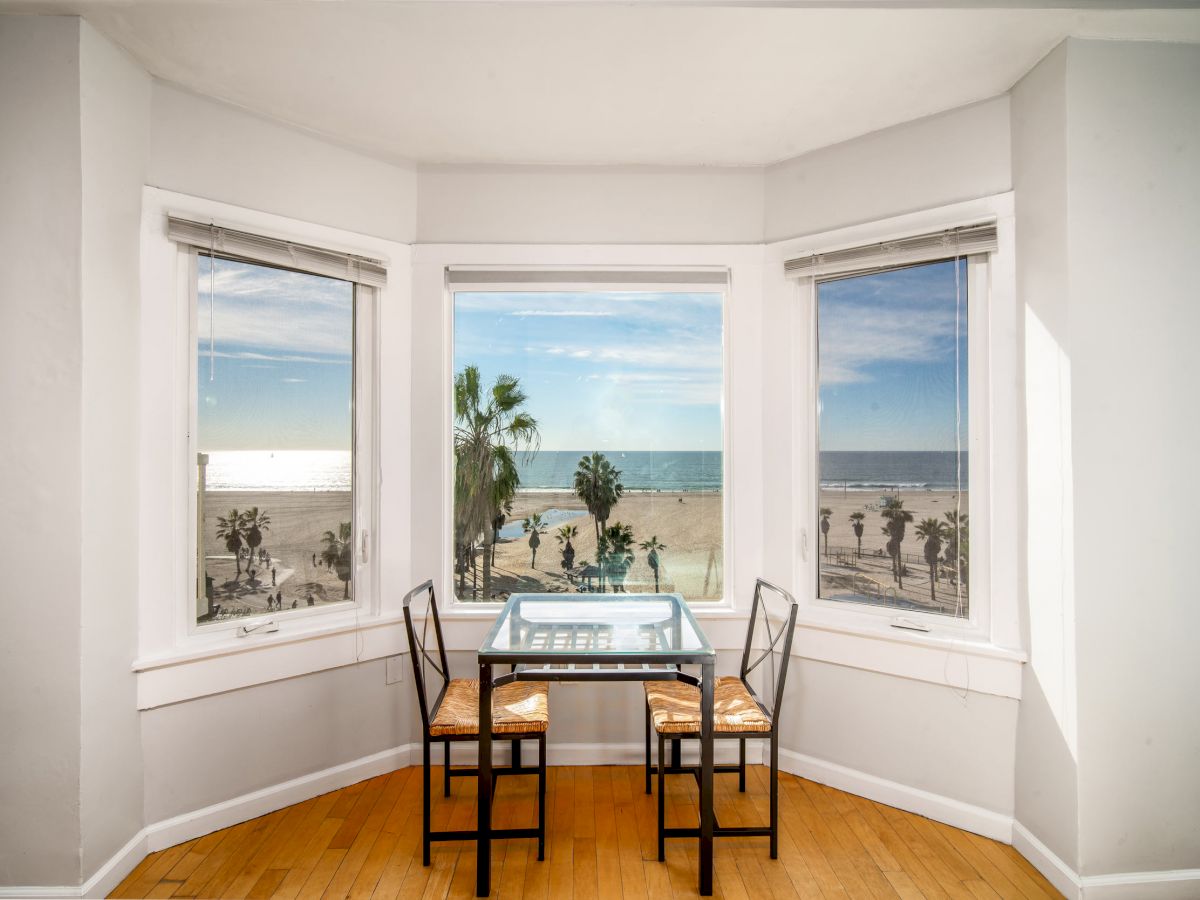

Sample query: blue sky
[454,291,724,451]
[818,259,969,451]
[197,256,353,450]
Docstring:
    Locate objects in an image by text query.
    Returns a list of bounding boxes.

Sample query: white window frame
[133,188,412,709]
[445,274,731,608]
[767,194,1025,699]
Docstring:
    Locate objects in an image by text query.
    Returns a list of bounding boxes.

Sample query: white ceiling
[18,2,1200,166]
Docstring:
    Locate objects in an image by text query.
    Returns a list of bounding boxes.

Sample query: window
[450,285,725,602]
[816,258,972,617]
[193,255,363,627]
[165,213,385,634]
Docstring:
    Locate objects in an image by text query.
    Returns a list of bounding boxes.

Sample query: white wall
[143,661,411,823]
[1010,40,1081,873]
[135,81,425,848]
[148,83,418,244]
[78,19,152,878]
[1066,39,1200,880]
[764,96,1012,242]
[416,164,764,244]
[0,15,85,887]
[1012,38,1200,890]
[760,106,1020,822]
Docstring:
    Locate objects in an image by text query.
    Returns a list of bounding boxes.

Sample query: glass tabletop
[479,593,714,663]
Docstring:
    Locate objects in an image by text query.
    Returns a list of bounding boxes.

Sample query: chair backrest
[739,578,799,723]
[402,580,451,731]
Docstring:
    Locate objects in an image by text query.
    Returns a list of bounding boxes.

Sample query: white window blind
[168,216,387,287]
[784,222,997,280]
[446,268,727,286]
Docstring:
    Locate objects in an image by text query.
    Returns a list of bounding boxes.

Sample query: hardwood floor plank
[115,841,197,899]
[108,764,1057,900]
[248,869,290,900]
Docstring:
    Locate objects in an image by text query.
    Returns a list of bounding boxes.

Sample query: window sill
[790,612,1026,699]
[133,610,409,709]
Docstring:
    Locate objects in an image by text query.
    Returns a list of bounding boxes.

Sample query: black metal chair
[642,578,798,860]
[402,580,549,866]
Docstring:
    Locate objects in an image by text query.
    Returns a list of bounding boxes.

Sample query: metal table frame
[475,593,717,897]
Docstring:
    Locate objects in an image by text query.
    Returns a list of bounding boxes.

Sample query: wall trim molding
[1012,821,1200,900]
[1012,821,1081,899]
[777,747,1013,842]
[0,829,149,900]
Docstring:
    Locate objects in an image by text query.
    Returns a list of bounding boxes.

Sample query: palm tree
[849,512,865,559]
[216,509,245,578]
[454,365,539,600]
[915,517,949,607]
[321,521,353,601]
[880,500,914,588]
[490,500,513,566]
[819,507,832,558]
[556,524,578,571]
[601,523,635,593]
[573,451,625,551]
[943,510,970,594]
[242,507,270,579]
[523,512,548,568]
[639,535,667,591]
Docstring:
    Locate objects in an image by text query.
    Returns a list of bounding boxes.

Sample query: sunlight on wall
[1024,305,1077,761]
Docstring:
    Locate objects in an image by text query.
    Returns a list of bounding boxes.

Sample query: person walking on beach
[271,567,276,586]
[276,590,283,609]
[312,553,317,567]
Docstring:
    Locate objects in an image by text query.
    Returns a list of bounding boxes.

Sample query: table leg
[477,662,493,897]
[699,660,714,896]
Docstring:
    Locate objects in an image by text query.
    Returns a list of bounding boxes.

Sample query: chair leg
[657,732,666,862]
[537,735,547,862]
[739,738,746,793]
[769,733,779,860]
[671,737,682,770]
[443,740,451,797]
[422,739,432,867]
[644,703,652,795]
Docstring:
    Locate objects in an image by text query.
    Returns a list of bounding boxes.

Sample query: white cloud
[511,310,612,317]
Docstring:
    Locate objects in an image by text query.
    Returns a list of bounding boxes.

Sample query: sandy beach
[460,490,724,601]
[199,490,353,621]
[817,488,969,615]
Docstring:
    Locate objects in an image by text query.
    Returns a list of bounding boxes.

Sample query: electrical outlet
[386,654,404,684]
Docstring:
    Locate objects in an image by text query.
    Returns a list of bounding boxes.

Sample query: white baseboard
[777,747,1013,842]
[1012,821,1082,899]
[1012,821,1200,900]
[1082,870,1200,900]
[145,743,415,853]
[12,743,1193,900]
[0,829,149,900]
[446,739,749,768]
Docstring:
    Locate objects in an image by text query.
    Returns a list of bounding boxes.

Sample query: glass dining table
[475,592,717,896]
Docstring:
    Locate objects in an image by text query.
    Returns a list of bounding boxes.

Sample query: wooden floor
[110,764,1060,899]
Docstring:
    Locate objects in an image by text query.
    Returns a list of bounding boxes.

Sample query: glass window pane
[817,260,970,617]
[453,290,724,601]
[195,255,355,625]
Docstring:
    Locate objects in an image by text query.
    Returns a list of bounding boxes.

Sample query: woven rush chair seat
[429,679,550,736]
[644,675,771,734]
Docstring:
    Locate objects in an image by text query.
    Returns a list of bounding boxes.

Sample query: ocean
[820,450,968,492]
[203,449,967,493]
